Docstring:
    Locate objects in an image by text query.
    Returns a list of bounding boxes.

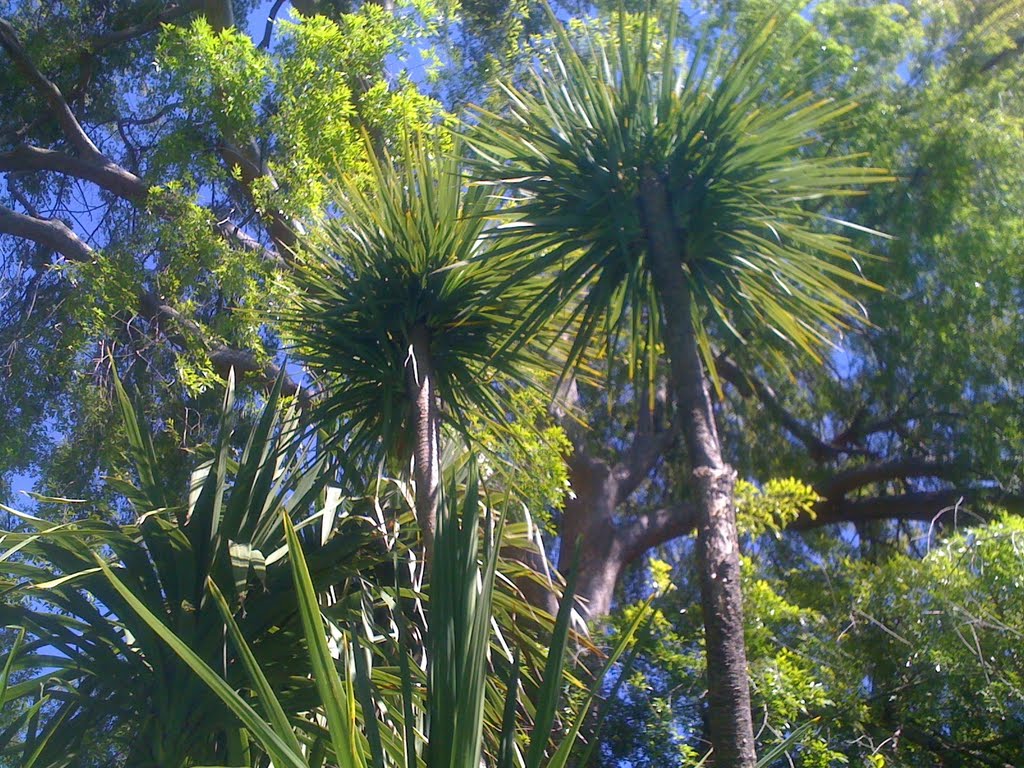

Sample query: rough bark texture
[559,453,624,618]
[640,169,756,767]
[407,323,441,557]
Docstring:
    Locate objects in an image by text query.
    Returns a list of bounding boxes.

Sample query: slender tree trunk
[640,170,756,767]
[407,323,441,557]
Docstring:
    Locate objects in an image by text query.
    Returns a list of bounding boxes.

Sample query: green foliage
[284,138,562,475]
[736,478,820,538]
[90,458,652,768]
[470,387,573,532]
[467,7,891,391]
[157,17,268,139]
[156,8,449,218]
[0,372,389,766]
[820,517,1024,765]
[3,3,1024,767]
[599,512,1024,767]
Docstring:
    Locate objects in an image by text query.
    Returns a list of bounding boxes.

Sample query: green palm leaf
[283,136,564,477]
[0,372,387,767]
[466,6,892,388]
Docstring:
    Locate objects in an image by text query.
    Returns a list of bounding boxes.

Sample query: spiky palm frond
[466,8,891,386]
[0,372,390,767]
[101,458,653,768]
[284,138,562,477]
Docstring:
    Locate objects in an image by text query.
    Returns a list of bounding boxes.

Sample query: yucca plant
[0,371,392,767]
[466,7,891,765]
[98,459,652,768]
[284,137,562,558]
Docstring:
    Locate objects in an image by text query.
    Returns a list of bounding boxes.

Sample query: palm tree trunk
[407,323,441,558]
[640,170,756,767]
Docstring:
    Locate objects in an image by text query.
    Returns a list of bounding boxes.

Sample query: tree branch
[0,18,103,162]
[217,139,298,255]
[136,292,315,404]
[258,0,288,50]
[0,7,310,407]
[212,217,285,266]
[799,489,1024,530]
[613,426,677,502]
[0,145,283,267]
[0,145,149,202]
[979,33,1024,74]
[717,357,857,461]
[0,209,309,404]
[548,373,590,455]
[0,204,94,262]
[613,485,1023,569]
[621,502,698,565]
[88,1,204,53]
[612,377,677,500]
[817,459,961,499]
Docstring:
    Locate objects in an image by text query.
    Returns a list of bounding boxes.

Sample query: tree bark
[640,169,756,767]
[559,454,624,619]
[407,323,441,558]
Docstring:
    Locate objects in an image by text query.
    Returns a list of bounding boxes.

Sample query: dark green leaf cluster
[283,140,562,471]
[0,372,388,765]
[467,10,890,385]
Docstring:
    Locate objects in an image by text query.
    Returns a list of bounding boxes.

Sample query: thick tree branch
[0,144,281,264]
[1,14,288,262]
[612,377,677,500]
[0,145,149,202]
[0,211,309,403]
[613,427,677,503]
[612,485,1023,571]
[817,459,960,499]
[0,19,103,162]
[717,357,858,461]
[89,1,204,53]
[0,204,94,262]
[621,502,698,565]
[548,373,590,455]
[799,489,1024,530]
[208,346,314,404]
[217,139,298,255]
[212,217,285,266]
[258,0,288,50]
[136,292,315,404]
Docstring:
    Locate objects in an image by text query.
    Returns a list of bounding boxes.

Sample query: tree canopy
[1,1,1022,766]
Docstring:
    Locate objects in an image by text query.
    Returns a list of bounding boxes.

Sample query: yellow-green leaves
[157,18,268,139]
[735,477,821,537]
[157,9,448,220]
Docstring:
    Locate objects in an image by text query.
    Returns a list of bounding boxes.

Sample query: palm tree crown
[284,138,559,549]
[288,141,557,457]
[466,10,891,766]
[467,12,890,384]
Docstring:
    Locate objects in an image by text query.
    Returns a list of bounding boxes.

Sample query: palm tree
[285,139,558,559]
[467,10,889,765]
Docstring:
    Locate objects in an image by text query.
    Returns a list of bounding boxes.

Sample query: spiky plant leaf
[466,6,891,389]
[283,137,564,479]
